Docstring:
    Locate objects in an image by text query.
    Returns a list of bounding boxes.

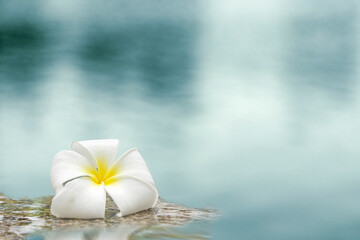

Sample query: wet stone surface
[0,193,216,239]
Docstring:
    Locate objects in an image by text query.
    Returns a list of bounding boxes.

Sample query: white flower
[50,139,158,219]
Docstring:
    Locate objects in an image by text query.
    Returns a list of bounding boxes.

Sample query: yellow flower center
[86,157,120,185]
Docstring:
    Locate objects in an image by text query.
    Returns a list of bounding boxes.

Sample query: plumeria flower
[50,139,158,219]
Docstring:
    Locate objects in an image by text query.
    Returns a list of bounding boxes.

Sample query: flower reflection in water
[41,223,211,240]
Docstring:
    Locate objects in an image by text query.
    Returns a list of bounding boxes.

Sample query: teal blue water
[1,0,360,239]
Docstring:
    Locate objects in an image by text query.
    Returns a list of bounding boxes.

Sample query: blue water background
[1,1,360,239]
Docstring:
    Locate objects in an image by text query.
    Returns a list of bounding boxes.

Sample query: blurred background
[1,0,360,239]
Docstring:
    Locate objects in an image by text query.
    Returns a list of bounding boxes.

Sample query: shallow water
[0,194,215,239]
[1,0,360,239]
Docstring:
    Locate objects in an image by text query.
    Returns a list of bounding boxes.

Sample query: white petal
[50,150,97,194]
[106,148,155,185]
[72,139,119,173]
[51,178,106,219]
[105,175,158,217]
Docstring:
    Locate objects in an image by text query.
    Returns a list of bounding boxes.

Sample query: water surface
[1,0,360,239]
